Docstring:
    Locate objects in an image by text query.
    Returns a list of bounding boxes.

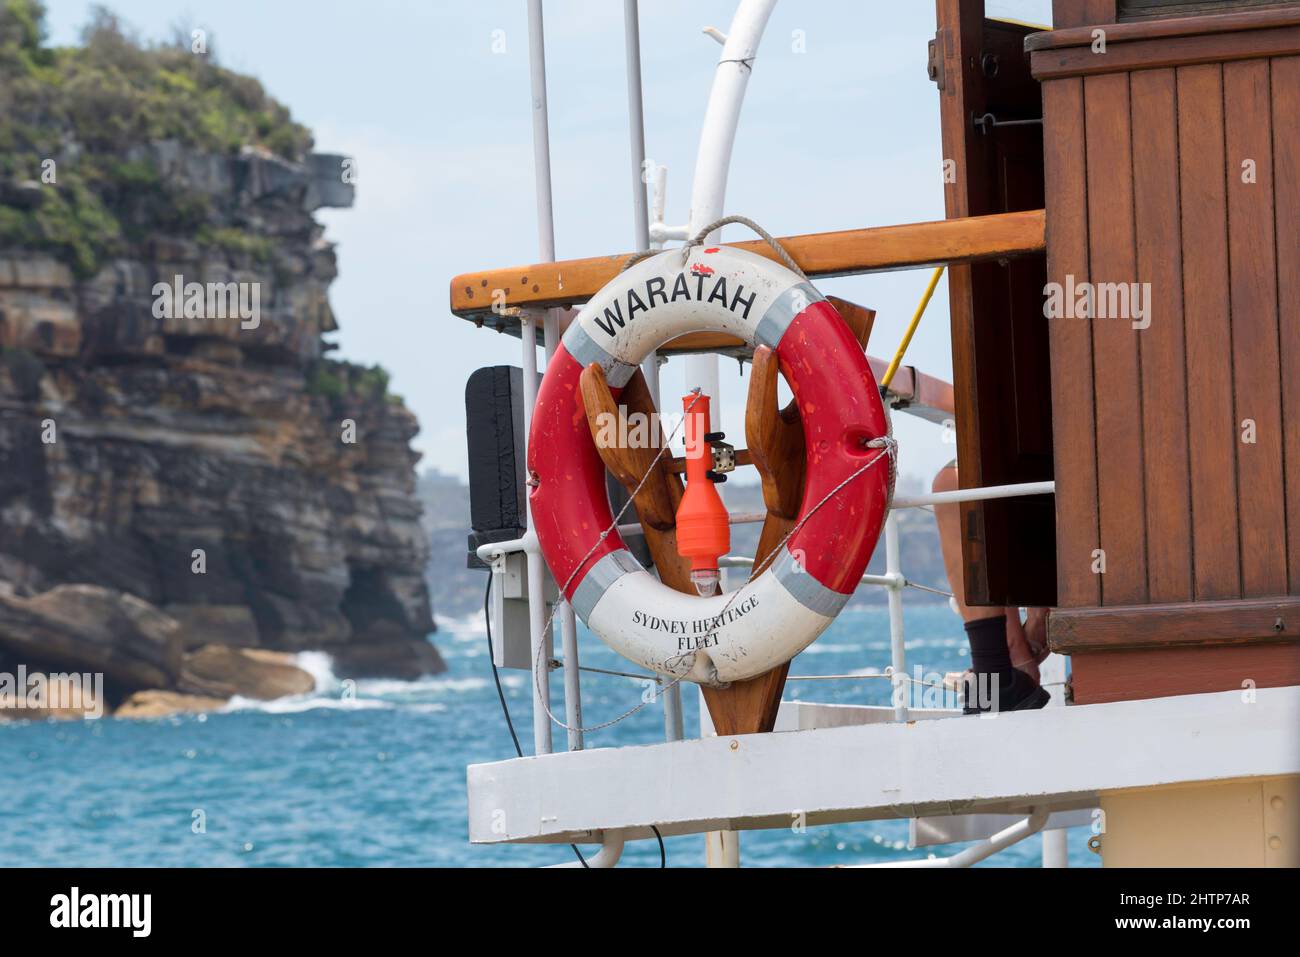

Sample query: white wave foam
[211,646,503,716]
[294,651,341,692]
[223,694,397,714]
[435,613,487,643]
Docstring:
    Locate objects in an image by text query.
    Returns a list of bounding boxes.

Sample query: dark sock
[962,615,1048,713]
[965,615,1011,678]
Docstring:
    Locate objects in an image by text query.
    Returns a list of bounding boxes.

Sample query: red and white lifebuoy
[528,246,891,685]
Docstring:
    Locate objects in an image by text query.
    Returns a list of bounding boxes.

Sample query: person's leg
[1004,607,1040,683]
[932,463,999,625]
[1023,606,1049,657]
[932,464,1047,713]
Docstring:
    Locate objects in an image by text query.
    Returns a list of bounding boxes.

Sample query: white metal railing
[478,474,1058,732]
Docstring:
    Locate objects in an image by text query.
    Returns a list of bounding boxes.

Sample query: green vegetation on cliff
[0,0,313,276]
[307,360,401,406]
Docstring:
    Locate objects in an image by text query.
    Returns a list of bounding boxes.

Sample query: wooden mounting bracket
[575,302,874,737]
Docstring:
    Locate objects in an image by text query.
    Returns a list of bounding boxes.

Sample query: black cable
[484,575,523,756]
[650,825,666,868]
[483,575,588,868]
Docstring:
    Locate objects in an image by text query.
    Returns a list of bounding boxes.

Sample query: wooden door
[933,0,1057,608]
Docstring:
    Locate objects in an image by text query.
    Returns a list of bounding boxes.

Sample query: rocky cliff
[0,2,441,714]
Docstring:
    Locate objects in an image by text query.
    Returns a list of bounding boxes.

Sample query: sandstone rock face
[0,140,442,685]
[116,689,227,720]
[0,585,182,691]
[178,645,315,701]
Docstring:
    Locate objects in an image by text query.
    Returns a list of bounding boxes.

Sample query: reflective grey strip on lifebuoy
[755,281,823,350]
[564,324,637,388]
[769,546,852,618]
[570,548,642,621]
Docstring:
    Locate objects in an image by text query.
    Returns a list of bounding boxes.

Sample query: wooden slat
[1052,0,1118,28]
[1042,77,1101,608]
[1178,63,1242,601]
[1225,58,1288,598]
[1032,22,1300,78]
[1274,55,1300,594]
[1033,6,1300,49]
[1069,641,1300,704]
[1131,68,1193,604]
[1051,596,1300,650]
[448,211,1046,317]
[1084,72,1147,606]
[1119,0,1296,22]
[866,359,957,424]
[938,0,991,608]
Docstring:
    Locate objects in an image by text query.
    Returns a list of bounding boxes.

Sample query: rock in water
[0,585,182,691]
[178,645,316,701]
[116,690,227,719]
[331,639,446,680]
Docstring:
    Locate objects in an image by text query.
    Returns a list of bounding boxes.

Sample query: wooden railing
[448,209,1046,319]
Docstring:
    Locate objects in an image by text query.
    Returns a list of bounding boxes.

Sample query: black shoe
[962,668,1050,714]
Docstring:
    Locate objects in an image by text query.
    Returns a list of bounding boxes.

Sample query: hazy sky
[45,0,1054,484]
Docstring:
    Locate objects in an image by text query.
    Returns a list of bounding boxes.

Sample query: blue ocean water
[0,602,1098,868]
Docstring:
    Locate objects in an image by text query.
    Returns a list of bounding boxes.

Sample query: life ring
[528,245,891,685]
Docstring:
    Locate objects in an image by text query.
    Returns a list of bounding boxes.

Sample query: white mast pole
[524,0,565,756]
[689,0,779,869]
[622,0,684,744]
[625,0,651,251]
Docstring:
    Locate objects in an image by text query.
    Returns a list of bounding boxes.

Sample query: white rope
[682,215,808,281]
[622,214,808,281]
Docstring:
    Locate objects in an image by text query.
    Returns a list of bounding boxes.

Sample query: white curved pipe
[687,0,779,240]
[549,831,626,868]
[853,807,1051,868]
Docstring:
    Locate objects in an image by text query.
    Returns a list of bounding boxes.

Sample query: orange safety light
[676,393,731,596]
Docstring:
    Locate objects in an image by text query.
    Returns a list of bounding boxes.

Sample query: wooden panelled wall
[1031,7,1300,702]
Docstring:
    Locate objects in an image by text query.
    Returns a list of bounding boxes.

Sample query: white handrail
[476,482,1058,565]
[850,807,1051,868]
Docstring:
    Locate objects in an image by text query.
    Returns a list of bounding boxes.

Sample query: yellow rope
[881,266,945,390]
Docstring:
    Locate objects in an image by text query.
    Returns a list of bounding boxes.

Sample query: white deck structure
[469,687,1300,850]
